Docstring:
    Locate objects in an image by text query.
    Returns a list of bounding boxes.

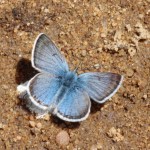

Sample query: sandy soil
[0,0,150,150]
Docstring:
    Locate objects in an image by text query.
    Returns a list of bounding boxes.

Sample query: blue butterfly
[17,33,123,122]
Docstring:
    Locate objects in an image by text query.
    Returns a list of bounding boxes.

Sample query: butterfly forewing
[77,72,123,103]
[32,33,69,76]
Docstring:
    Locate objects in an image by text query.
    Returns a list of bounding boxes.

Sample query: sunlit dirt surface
[0,0,149,149]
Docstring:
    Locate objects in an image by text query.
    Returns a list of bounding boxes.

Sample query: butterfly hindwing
[55,87,91,122]
[77,72,123,103]
[32,33,69,76]
[27,73,62,110]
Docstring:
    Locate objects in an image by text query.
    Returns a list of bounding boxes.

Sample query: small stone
[128,47,136,57]
[83,41,88,46]
[36,122,42,129]
[56,130,70,146]
[2,84,9,90]
[97,47,102,52]
[125,24,132,32]
[112,22,117,27]
[32,2,36,7]
[114,30,122,41]
[90,145,98,150]
[26,22,30,26]
[29,121,36,128]
[100,33,106,38]
[16,136,22,140]
[90,143,103,150]
[0,123,4,129]
[44,9,49,13]
[30,128,40,135]
[126,68,134,77]
[142,94,148,100]
[135,23,150,40]
[138,14,144,19]
[29,115,34,121]
[43,114,50,121]
[107,127,124,142]
[81,50,87,57]
[94,64,100,69]
[97,143,103,149]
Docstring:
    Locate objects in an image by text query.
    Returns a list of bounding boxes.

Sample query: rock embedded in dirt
[43,114,50,121]
[125,24,132,32]
[135,23,150,40]
[107,127,124,142]
[36,122,42,129]
[0,123,5,129]
[29,121,36,128]
[90,143,103,150]
[126,68,134,77]
[94,64,100,69]
[128,47,136,57]
[81,50,87,57]
[56,130,70,146]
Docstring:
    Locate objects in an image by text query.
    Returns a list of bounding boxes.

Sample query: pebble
[16,136,22,140]
[36,122,42,129]
[0,123,4,129]
[128,47,136,57]
[97,47,102,52]
[90,143,103,150]
[126,68,134,77]
[94,64,100,69]
[90,145,98,150]
[81,50,87,57]
[29,121,36,128]
[112,22,117,27]
[44,8,49,13]
[100,33,107,38]
[107,127,124,142]
[2,84,9,90]
[142,94,148,100]
[56,130,70,146]
[43,114,50,121]
[125,24,132,32]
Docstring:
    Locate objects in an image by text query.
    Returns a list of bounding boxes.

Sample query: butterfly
[17,33,123,122]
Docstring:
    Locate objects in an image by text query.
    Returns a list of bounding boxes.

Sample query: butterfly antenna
[74,61,82,73]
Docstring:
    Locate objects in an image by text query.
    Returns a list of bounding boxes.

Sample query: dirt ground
[0,0,150,150]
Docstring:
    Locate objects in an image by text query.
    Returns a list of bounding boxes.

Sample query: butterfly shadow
[90,100,105,114]
[15,58,38,118]
[15,58,38,84]
[50,116,80,129]
[49,100,105,129]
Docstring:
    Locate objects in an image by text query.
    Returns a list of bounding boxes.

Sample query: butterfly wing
[27,73,62,110]
[77,72,123,103]
[54,87,91,122]
[32,33,69,76]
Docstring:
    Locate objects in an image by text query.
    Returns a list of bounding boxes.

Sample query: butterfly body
[17,33,123,122]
